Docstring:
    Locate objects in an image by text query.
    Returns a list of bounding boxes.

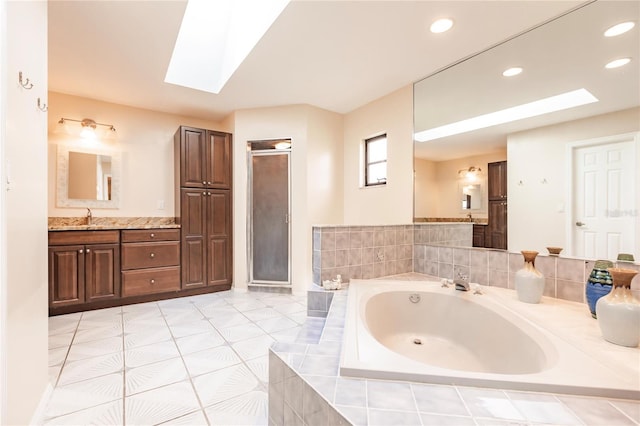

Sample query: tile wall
[312,224,472,285]
[414,245,640,302]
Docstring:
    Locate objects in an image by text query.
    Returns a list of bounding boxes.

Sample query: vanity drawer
[122,266,180,297]
[121,241,180,270]
[121,229,180,243]
[49,230,120,246]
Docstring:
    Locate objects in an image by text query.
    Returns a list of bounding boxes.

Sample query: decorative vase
[595,268,640,347]
[585,260,614,318]
[515,251,545,304]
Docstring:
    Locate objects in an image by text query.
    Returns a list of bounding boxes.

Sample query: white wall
[47,92,222,217]
[414,158,437,218]
[231,105,343,295]
[508,107,640,255]
[343,85,413,225]
[3,1,49,423]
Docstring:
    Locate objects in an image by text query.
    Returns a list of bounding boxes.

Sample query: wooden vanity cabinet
[121,229,181,297]
[487,161,508,250]
[175,126,231,190]
[48,231,120,309]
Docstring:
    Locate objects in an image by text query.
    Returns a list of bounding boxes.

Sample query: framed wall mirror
[56,144,121,208]
[413,1,640,260]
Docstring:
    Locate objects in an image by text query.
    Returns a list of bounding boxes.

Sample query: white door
[572,136,637,260]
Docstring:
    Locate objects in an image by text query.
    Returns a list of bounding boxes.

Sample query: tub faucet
[86,208,92,226]
[454,272,470,291]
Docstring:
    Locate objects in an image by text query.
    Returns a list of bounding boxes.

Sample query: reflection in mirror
[57,145,121,209]
[68,152,112,201]
[413,1,640,260]
[461,183,482,210]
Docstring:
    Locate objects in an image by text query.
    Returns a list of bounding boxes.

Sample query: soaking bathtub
[340,279,640,399]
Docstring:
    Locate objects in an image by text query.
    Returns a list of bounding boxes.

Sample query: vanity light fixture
[430,18,454,34]
[414,88,598,142]
[604,21,635,37]
[605,57,632,69]
[459,166,481,181]
[502,67,523,77]
[58,118,116,139]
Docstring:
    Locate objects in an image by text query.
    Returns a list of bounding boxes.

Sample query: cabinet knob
[78,249,84,254]
[86,248,90,253]
[150,253,155,258]
[207,181,212,185]
[202,181,206,185]
[150,233,155,238]
[150,279,155,284]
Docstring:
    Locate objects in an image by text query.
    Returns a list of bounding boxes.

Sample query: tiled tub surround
[270,282,640,426]
[48,216,179,230]
[312,223,471,285]
[414,245,640,302]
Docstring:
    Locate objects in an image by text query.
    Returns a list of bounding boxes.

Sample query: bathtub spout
[454,272,470,291]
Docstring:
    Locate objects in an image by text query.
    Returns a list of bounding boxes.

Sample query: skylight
[165,0,291,94]
[414,89,598,142]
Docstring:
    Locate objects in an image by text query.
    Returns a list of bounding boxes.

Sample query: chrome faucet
[466,213,473,222]
[86,208,92,225]
[454,272,470,291]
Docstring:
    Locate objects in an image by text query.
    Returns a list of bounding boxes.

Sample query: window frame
[364,134,388,187]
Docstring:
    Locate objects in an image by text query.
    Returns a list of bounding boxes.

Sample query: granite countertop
[48,217,180,231]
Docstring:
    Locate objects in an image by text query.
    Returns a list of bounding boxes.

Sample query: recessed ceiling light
[414,88,598,142]
[605,58,632,69]
[604,21,635,37]
[502,67,523,77]
[430,18,454,34]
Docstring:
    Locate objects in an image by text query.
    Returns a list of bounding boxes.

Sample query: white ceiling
[48,0,585,123]
[414,0,640,161]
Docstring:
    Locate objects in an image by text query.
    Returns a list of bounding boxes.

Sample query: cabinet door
[488,201,508,250]
[488,161,507,200]
[207,190,232,285]
[181,188,207,288]
[207,131,232,189]
[179,126,207,188]
[49,245,85,308]
[85,243,121,302]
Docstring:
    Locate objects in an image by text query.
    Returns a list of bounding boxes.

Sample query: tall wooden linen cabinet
[174,126,233,291]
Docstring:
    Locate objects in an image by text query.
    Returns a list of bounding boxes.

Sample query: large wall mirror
[414,1,639,261]
[56,144,121,208]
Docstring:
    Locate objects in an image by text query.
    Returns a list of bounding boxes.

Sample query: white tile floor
[45,290,317,425]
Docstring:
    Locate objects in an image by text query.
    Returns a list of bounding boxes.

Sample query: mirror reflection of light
[502,67,523,77]
[430,18,453,34]
[415,88,599,142]
[604,21,635,37]
[605,57,632,69]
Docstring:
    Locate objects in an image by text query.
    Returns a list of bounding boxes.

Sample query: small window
[365,134,387,186]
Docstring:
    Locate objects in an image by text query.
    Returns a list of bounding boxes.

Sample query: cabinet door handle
[150,279,155,284]
[86,248,90,253]
[202,181,206,185]
[207,181,212,185]
[150,233,155,238]
[78,249,84,254]
[150,253,155,258]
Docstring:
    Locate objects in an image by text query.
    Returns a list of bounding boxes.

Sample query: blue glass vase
[585,260,613,318]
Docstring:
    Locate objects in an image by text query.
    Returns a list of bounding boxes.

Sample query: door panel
[181,189,206,288]
[207,190,231,285]
[85,243,120,302]
[573,139,636,259]
[180,127,206,188]
[49,245,85,307]
[250,152,290,283]
[208,132,231,189]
